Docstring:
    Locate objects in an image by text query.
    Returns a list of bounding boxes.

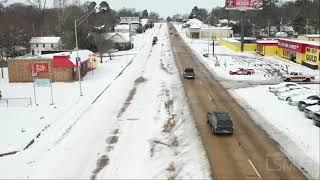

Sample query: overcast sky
[5,0,226,17]
[5,0,291,17]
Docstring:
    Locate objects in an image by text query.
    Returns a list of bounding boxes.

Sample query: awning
[53,55,75,68]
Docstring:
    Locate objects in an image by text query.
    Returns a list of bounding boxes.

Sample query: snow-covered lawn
[0,23,210,179]
[174,23,319,82]
[231,85,320,179]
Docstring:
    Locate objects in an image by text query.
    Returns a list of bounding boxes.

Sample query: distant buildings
[104,32,132,50]
[29,37,62,56]
[184,18,233,39]
[298,34,320,42]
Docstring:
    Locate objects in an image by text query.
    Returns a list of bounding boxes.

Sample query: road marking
[208,94,213,102]
[199,81,202,85]
[248,159,262,178]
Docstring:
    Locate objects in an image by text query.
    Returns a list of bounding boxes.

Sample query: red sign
[225,0,263,10]
[34,63,49,73]
[278,39,306,53]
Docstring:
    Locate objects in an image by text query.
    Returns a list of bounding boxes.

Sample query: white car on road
[269,82,299,93]
[288,94,320,106]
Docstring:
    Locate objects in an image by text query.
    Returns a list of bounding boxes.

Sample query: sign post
[120,17,139,49]
[225,0,263,52]
[31,62,54,106]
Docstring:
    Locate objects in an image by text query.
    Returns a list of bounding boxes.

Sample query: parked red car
[229,68,255,75]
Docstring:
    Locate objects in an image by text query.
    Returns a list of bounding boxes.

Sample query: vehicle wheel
[284,78,291,82]
[305,78,311,82]
[247,72,251,75]
[298,103,306,111]
[211,127,216,135]
[286,97,290,101]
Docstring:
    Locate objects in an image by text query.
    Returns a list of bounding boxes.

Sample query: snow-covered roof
[41,50,95,65]
[140,18,149,26]
[105,32,130,42]
[186,18,203,29]
[256,40,278,44]
[115,24,130,30]
[94,25,105,30]
[280,25,294,32]
[201,26,232,30]
[30,37,61,44]
[304,34,320,38]
[278,38,320,47]
[275,32,288,38]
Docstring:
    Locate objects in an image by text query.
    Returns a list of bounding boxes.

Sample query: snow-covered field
[173,23,320,179]
[0,24,210,179]
[174,23,319,83]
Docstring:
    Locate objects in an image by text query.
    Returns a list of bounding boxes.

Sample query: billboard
[225,0,263,10]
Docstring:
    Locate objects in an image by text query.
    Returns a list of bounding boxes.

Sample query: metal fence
[0,98,32,107]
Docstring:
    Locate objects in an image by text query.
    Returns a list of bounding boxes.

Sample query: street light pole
[74,20,83,96]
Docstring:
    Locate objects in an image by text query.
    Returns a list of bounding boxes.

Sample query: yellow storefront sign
[305,47,319,65]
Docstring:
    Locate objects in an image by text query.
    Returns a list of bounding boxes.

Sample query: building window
[51,44,53,48]
[43,44,45,48]
[36,44,38,47]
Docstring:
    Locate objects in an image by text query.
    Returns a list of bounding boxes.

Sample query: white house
[30,37,62,56]
[104,32,132,50]
[114,24,130,33]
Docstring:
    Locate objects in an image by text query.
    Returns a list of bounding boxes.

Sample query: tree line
[0,0,160,58]
[168,0,319,37]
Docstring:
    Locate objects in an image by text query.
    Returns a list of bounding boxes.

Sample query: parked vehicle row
[269,82,320,127]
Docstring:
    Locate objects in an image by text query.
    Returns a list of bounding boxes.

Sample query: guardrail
[0,97,32,107]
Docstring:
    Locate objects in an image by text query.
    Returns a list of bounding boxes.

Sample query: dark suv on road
[183,68,195,79]
[152,37,158,45]
[207,111,234,135]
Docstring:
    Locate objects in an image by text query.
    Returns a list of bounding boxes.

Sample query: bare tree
[26,0,47,36]
[54,0,69,34]
[94,33,114,63]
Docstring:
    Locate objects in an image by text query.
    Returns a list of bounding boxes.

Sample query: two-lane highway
[169,24,307,180]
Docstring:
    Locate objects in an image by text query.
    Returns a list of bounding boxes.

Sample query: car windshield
[185,68,194,72]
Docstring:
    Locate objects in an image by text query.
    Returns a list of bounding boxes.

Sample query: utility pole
[240,10,245,52]
[306,19,309,34]
[280,17,283,32]
[267,19,270,38]
[208,20,210,56]
[74,20,83,96]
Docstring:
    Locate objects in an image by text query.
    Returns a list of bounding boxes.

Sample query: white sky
[5,0,292,17]
[5,0,226,17]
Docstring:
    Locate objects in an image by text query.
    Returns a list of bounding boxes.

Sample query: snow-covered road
[0,24,210,179]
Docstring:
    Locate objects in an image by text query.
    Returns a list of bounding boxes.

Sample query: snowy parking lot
[174,24,319,83]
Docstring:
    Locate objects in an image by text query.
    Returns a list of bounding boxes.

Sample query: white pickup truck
[283,72,315,82]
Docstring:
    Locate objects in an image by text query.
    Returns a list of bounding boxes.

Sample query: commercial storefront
[277,39,307,64]
[277,39,319,69]
[303,45,320,69]
[8,50,97,82]
[256,40,278,56]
